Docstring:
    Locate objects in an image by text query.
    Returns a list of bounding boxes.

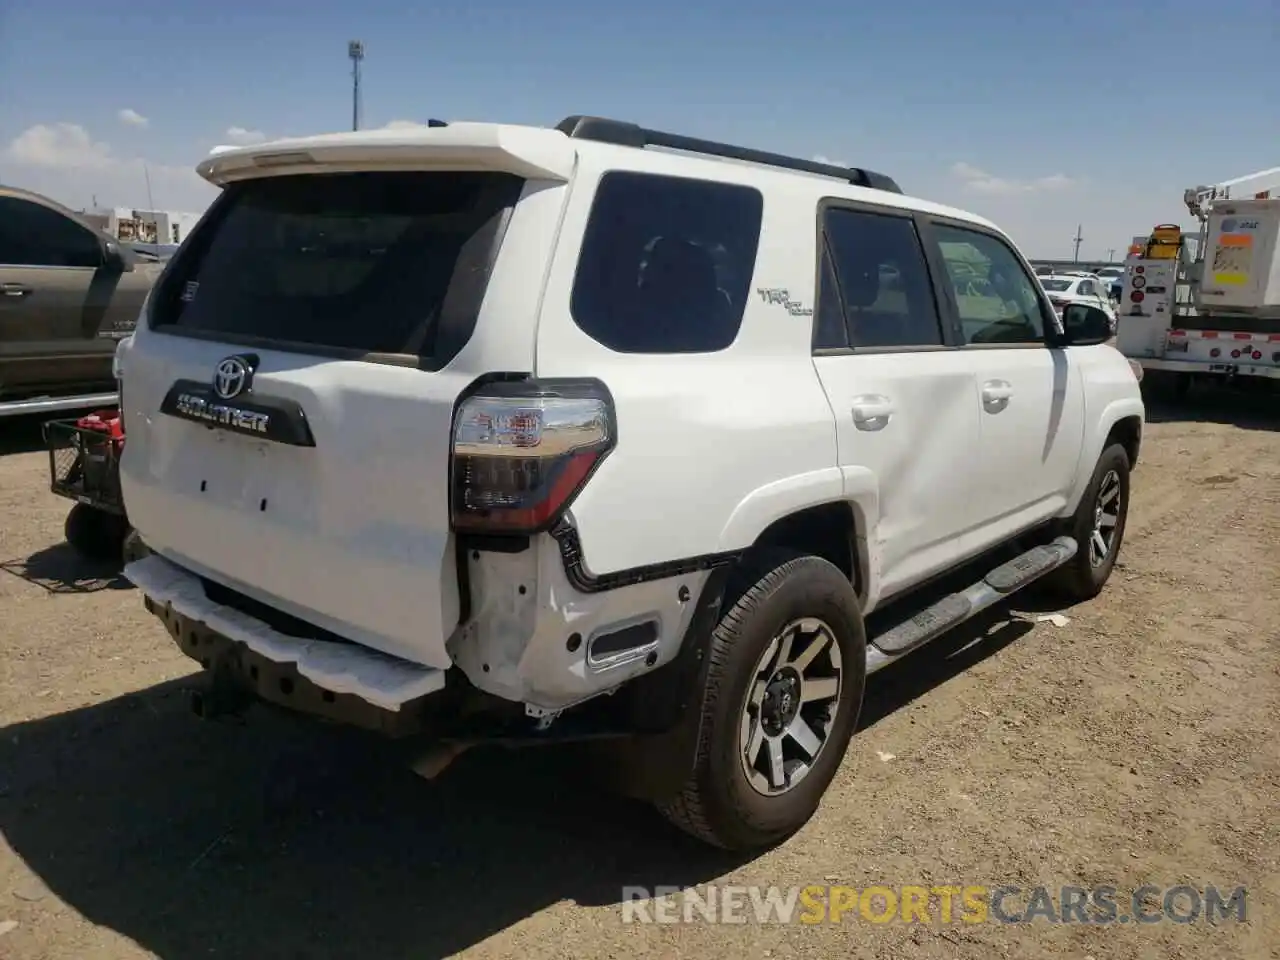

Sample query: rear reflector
[450,379,615,535]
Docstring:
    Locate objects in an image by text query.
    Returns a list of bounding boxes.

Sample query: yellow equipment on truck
[1116,166,1280,396]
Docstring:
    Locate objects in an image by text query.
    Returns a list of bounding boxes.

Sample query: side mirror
[102,239,135,273]
[1060,303,1113,345]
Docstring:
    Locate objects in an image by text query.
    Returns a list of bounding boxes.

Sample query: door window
[1077,279,1096,297]
[819,207,944,349]
[0,197,103,268]
[932,224,1047,345]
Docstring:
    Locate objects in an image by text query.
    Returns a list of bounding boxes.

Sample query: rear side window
[820,207,944,348]
[569,171,763,353]
[150,171,525,360]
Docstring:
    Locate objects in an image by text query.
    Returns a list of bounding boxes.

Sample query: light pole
[348,40,364,131]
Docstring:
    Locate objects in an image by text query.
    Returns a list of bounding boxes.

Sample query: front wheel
[1044,443,1131,602]
[658,550,866,851]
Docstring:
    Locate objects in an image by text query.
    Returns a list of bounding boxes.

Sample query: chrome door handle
[981,380,1013,406]
[1,283,32,299]
[852,394,894,430]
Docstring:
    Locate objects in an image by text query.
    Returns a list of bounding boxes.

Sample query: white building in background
[80,206,203,246]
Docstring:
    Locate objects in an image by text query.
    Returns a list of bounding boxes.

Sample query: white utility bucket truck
[1117,166,1280,396]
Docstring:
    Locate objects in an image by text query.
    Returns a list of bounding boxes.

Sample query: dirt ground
[0,389,1277,960]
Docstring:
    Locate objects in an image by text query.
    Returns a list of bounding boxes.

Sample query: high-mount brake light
[450,380,615,535]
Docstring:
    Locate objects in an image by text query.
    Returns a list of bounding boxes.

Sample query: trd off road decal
[757,287,813,317]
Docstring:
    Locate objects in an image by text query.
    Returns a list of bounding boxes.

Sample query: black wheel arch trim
[549,520,741,594]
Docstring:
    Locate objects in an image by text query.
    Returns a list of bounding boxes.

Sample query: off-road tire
[1043,443,1131,602]
[64,502,129,563]
[658,549,866,851]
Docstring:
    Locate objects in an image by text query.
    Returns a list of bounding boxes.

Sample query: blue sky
[1,0,1275,258]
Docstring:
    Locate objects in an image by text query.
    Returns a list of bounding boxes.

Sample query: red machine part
[75,410,125,449]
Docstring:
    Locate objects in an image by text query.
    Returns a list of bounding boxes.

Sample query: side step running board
[867,536,1077,671]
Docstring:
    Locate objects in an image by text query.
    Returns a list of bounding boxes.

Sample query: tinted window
[1040,279,1072,292]
[933,224,1045,344]
[0,197,103,268]
[1078,279,1096,296]
[151,172,524,357]
[570,172,762,354]
[821,208,943,348]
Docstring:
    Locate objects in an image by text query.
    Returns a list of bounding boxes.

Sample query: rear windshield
[150,171,524,358]
[1040,279,1073,291]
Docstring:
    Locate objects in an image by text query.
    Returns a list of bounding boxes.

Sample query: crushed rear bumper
[124,553,448,735]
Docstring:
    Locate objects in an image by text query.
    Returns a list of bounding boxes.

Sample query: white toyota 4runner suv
[115,115,1143,852]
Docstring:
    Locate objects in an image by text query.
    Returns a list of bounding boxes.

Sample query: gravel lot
[0,390,1277,960]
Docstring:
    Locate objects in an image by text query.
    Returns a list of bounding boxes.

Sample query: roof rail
[555,115,902,194]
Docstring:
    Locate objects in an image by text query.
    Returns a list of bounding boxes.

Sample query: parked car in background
[0,185,164,416]
[1094,265,1125,301]
[1039,273,1117,333]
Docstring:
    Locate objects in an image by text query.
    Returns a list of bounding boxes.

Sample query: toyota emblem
[213,356,251,399]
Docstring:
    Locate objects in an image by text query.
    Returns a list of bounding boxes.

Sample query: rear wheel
[658,550,866,851]
[1044,443,1131,602]
[64,503,129,563]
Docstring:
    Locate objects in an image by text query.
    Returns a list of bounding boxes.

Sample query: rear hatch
[119,164,543,668]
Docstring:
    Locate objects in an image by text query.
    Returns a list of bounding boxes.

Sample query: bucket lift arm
[1185,166,1280,219]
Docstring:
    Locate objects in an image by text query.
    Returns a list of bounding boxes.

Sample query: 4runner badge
[213,356,253,400]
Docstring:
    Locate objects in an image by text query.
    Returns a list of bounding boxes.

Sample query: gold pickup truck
[0,185,165,416]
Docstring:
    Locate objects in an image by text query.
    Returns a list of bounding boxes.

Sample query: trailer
[38,337,133,562]
[1116,167,1280,395]
[42,408,132,561]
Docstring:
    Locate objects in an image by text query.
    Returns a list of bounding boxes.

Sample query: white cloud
[813,153,849,168]
[384,119,429,130]
[951,161,1075,195]
[4,122,217,213]
[8,123,115,169]
[224,125,266,145]
[118,108,149,128]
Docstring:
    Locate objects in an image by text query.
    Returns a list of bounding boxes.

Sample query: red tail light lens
[1130,291,1145,303]
[450,379,615,535]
